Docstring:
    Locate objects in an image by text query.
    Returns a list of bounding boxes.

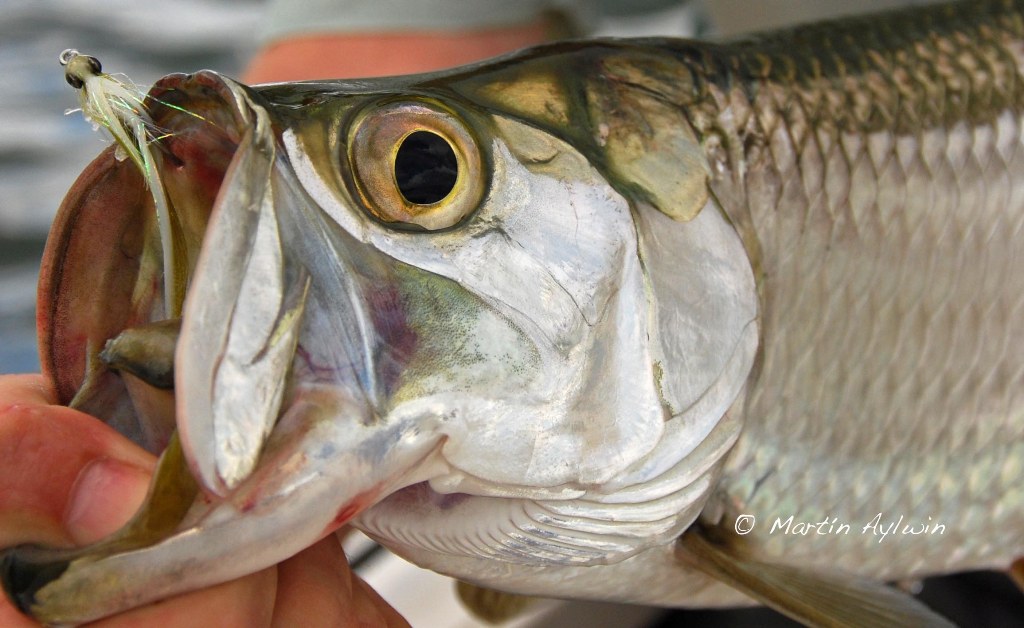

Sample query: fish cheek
[385,266,539,406]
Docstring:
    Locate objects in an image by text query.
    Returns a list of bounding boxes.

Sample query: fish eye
[349,101,485,231]
[394,131,458,205]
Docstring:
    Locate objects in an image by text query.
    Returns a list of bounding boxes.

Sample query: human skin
[243,17,554,82]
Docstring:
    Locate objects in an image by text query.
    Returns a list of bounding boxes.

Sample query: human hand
[0,373,407,627]
[243,17,553,83]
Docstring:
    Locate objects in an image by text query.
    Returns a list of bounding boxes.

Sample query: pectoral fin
[455,580,537,624]
[1011,557,1024,593]
[675,527,954,627]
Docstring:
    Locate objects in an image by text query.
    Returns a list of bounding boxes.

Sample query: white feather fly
[59,49,188,318]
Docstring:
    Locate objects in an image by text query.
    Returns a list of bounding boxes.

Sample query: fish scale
[691,1,1024,580]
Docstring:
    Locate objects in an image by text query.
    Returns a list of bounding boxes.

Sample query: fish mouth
[43,66,439,502]
[36,69,294,499]
[11,70,448,623]
[38,70,253,429]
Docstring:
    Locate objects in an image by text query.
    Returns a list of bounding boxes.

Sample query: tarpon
[2,0,1023,625]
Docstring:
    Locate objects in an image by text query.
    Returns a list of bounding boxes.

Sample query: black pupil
[394,131,458,205]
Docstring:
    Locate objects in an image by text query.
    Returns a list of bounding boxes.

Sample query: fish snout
[1,546,71,618]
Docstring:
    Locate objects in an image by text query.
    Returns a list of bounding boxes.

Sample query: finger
[86,567,277,628]
[352,571,410,628]
[272,537,408,628]
[64,458,152,545]
[0,374,55,407]
[0,377,155,548]
[0,594,43,628]
[272,537,352,627]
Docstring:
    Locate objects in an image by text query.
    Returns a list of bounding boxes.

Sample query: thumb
[64,458,152,545]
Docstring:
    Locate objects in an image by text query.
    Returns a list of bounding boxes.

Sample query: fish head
[19,42,758,621]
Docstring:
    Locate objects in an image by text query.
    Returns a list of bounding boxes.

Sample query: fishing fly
[59,49,183,318]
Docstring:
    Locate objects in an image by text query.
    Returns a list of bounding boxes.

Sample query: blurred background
[0,0,263,374]
[0,0,1021,626]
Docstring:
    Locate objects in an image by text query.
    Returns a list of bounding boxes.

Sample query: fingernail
[65,458,151,545]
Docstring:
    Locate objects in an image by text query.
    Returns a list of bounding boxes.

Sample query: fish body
[1,0,1022,624]
[356,0,1024,608]
[709,1,1024,586]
